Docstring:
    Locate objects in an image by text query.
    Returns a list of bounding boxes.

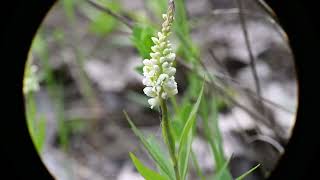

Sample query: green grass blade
[129,153,168,180]
[178,83,204,180]
[235,164,261,180]
[35,114,47,153]
[124,111,175,180]
[213,155,232,180]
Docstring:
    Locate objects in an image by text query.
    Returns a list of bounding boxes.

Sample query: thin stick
[209,8,288,43]
[207,49,294,114]
[249,134,285,154]
[177,55,293,115]
[177,56,270,126]
[235,0,277,129]
[236,0,262,102]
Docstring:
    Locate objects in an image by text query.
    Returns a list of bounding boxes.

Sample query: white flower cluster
[142,10,178,109]
[23,64,40,95]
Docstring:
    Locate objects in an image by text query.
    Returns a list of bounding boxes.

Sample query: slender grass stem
[160,99,181,180]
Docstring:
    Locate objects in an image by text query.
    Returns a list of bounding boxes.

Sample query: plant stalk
[160,99,181,180]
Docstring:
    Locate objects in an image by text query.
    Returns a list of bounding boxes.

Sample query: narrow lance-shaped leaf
[236,164,261,180]
[129,152,168,180]
[213,154,233,180]
[147,135,173,180]
[178,83,204,180]
[124,111,175,180]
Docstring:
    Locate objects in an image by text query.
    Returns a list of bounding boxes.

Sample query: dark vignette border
[265,0,319,179]
[1,0,56,179]
[0,0,318,179]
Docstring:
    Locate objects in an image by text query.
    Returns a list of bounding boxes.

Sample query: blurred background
[23,0,298,179]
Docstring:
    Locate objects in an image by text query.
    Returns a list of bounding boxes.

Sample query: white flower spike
[142,1,178,109]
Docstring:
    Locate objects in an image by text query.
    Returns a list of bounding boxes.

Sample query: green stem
[160,99,181,180]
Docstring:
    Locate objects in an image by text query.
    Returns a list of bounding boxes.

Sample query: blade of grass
[235,164,261,180]
[213,155,232,180]
[178,83,204,180]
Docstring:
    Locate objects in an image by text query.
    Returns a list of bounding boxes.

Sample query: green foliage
[178,84,204,180]
[88,0,121,36]
[147,135,173,180]
[146,0,167,18]
[171,102,192,141]
[24,55,46,153]
[173,0,199,63]
[131,23,157,75]
[131,24,156,59]
[25,93,47,154]
[212,155,232,180]
[55,82,70,151]
[236,164,261,180]
[32,33,69,151]
[201,95,233,180]
[173,0,189,38]
[134,65,144,75]
[129,152,168,180]
[62,0,76,22]
[124,111,175,180]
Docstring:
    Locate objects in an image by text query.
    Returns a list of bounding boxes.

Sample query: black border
[2,0,56,179]
[264,0,319,179]
[1,0,318,179]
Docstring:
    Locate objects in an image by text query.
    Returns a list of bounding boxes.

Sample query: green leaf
[147,135,172,180]
[173,0,200,63]
[213,155,232,180]
[89,14,117,35]
[178,83,204,180]
[34,114,46,153]
[88,0,120,36]
[210,96,226,168]
[129,152,168,180]
[174,0,189,37]
[62,0,75,22]
[235,164,261,180]
[171,102,192,141]
[124,111,175,180]
[199,95,233,180]
[131,24,156,59]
